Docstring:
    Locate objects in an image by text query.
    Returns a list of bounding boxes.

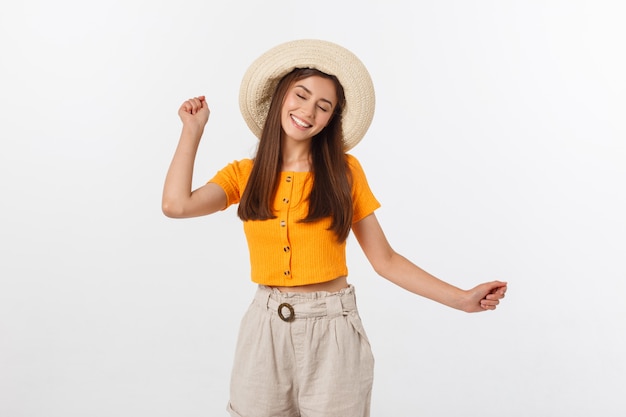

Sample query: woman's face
[280,75,337,143]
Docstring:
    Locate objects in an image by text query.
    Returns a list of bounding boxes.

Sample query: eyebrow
[295,84,334,107]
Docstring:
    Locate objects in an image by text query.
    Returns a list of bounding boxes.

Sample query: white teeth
[291,115,311,128]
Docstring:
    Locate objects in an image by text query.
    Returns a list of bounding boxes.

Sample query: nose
[301,101,316,118]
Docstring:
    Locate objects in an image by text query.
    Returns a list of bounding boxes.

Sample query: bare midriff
[272,275,349,293]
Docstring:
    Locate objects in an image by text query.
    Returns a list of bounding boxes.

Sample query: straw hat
[239,39,375,151]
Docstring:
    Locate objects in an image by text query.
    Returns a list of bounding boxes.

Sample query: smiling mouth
[291,115,312,128]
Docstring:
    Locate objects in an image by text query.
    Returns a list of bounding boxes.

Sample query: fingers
[180,96,207,115]
[480,298,500,310]
[485,282,507,299]
[486,287,507,300]
[488,280,508,293]
[479,282,507,310]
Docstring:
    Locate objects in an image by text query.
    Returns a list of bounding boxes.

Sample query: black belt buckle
[278,302,295,322]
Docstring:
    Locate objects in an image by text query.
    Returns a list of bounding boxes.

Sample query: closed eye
[293,85,333,112]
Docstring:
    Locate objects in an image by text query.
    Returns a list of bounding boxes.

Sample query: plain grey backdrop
[1,0,624,416]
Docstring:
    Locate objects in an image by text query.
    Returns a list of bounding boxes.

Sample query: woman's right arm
[162,96,227,218]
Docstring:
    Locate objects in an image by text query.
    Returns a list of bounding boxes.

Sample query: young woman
[162,39,507,417]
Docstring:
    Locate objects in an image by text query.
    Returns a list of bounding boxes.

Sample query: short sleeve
[207,159,253,209]
[346,154,381,223]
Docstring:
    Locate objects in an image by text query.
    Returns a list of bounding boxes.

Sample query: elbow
[161,199,185,218]
[371,254,395,279]
[373,263,390,279]
[371,255,390,278]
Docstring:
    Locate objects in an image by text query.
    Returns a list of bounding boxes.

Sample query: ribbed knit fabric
[209,154,380,286]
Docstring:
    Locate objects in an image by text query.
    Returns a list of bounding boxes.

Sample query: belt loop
[254,285,272,310]
[264,286,272,310]
[325,294,344,317]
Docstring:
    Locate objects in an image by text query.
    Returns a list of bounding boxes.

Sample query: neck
[281,138,312,172]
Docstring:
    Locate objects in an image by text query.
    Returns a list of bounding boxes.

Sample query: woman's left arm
[351,213,507,313]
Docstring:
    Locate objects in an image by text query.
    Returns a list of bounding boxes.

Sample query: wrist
[181,124,205,139]
[455,288,474,312]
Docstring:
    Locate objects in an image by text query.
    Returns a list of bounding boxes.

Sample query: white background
[1,0,625,416]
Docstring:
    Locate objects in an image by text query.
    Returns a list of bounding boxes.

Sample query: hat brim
[239,39,375,151]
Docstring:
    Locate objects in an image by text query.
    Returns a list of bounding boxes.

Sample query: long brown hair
[238,68,353,242]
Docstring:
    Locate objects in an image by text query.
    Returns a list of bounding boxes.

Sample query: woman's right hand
[178,95,210,131]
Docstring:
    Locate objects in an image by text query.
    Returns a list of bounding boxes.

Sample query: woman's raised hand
[178,96,210,131]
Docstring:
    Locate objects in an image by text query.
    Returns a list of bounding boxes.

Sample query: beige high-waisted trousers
[227,284,374,417]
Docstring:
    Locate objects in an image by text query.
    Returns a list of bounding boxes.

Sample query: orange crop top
[208,154,380,286]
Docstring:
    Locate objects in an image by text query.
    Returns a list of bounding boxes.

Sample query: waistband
[253,284,358,322]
